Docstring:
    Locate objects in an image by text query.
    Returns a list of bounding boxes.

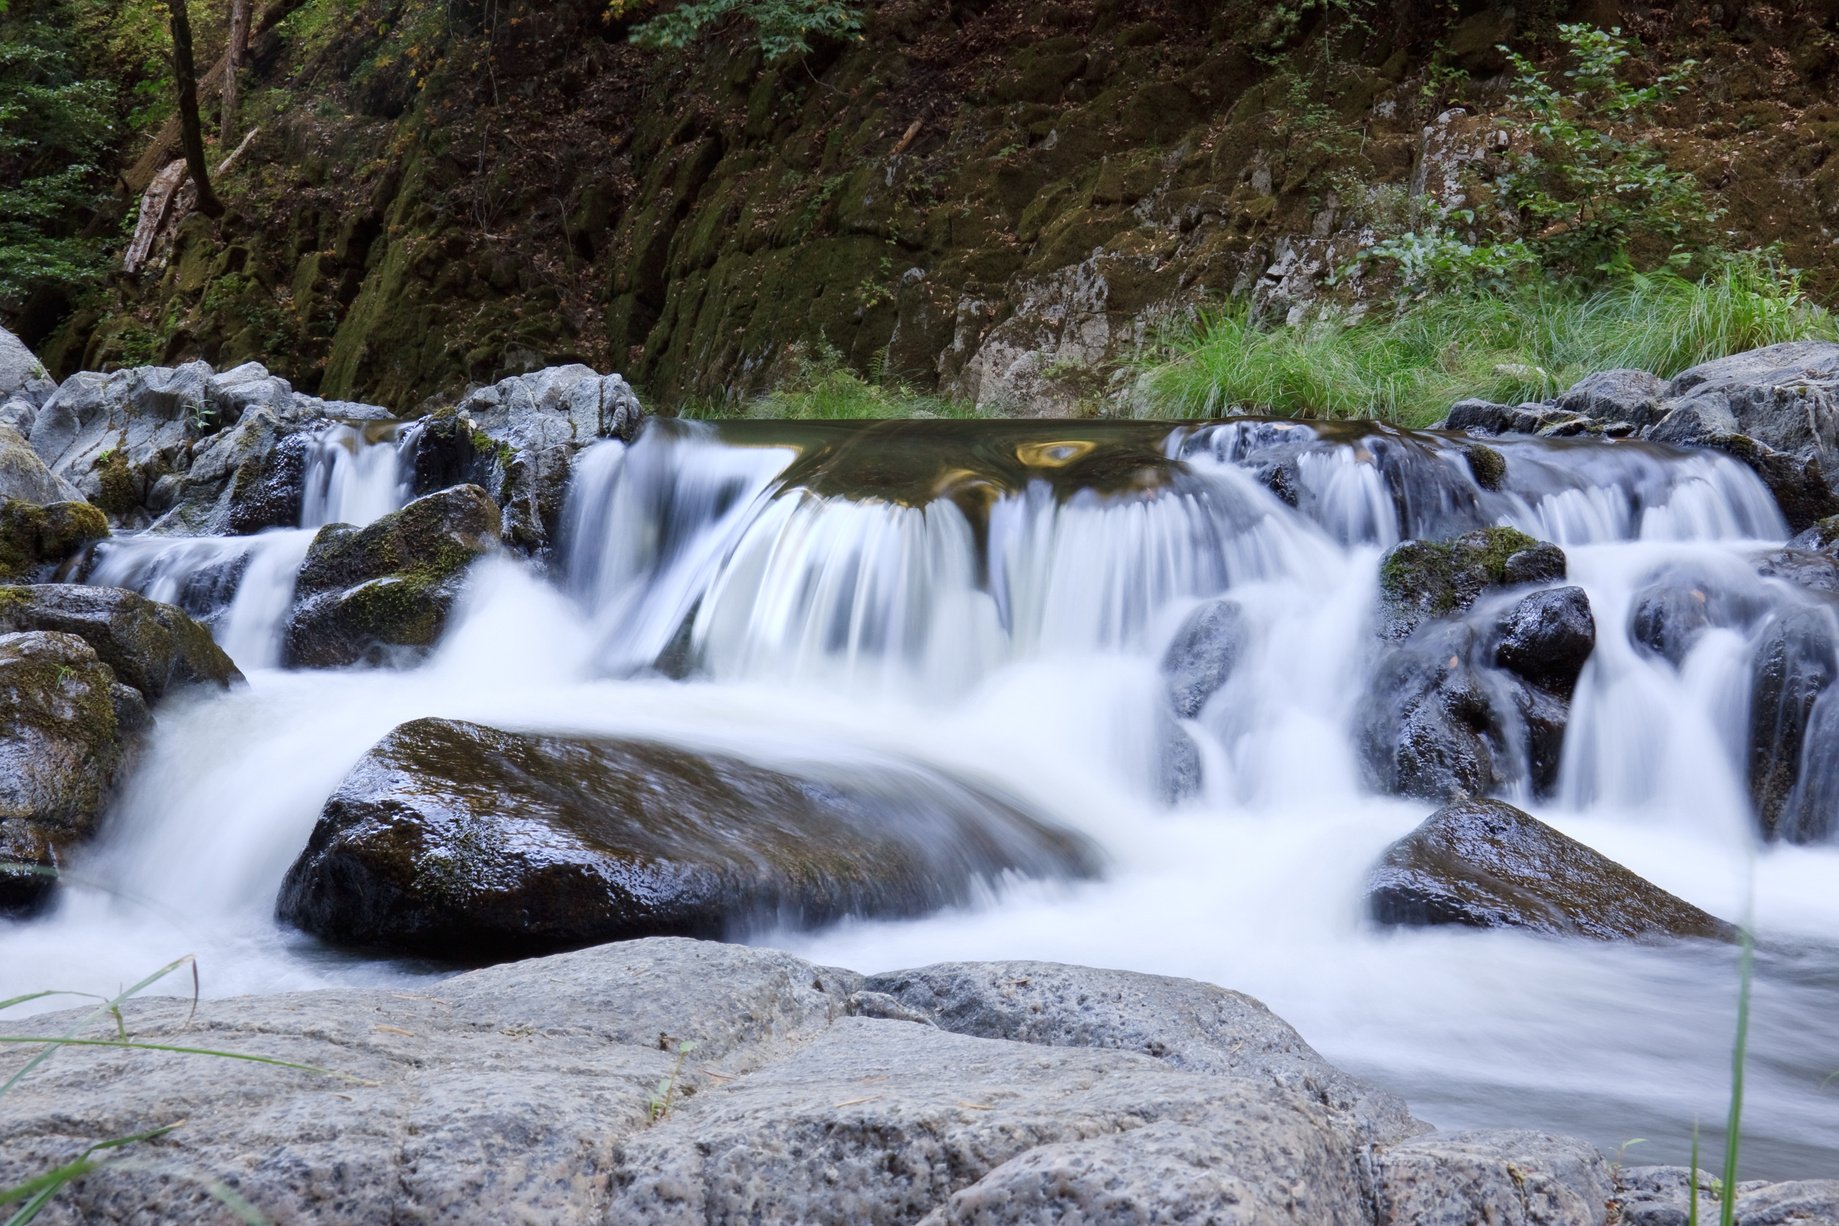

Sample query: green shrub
[683,342,980,420]
[1137,254,1838,427]
[611,0,861,60]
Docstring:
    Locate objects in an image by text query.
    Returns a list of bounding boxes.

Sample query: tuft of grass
[681,344,980,421]
[1135,255,1838,428]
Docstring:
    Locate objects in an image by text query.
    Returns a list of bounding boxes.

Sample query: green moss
[1462,443,1507,491]
[0,500,109,580]
[91,447,139,519]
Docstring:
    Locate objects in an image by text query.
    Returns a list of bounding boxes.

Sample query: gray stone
[277,717,1098,959]
[1373,1130,1614,1225]
[1377,527,1566,641]
[1358,623,1516,803]
[1368,798,1735,941]
[0,424,80,505]
[608,1017,1375,1226]
[1493,586,1596,697]
[1665,340,1839,400]
[0,584,242,703]
[0,325,54,406]
[860,960,1422,1144]
[0,630,148,915]
[0,939,854,1224]
[1613,1167,1839,1226]
[1558,368,1666,428]
[1748,605,1839,842]
[450,365,643,553]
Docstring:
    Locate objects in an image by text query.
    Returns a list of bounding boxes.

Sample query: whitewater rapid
[5,417,1838,1178]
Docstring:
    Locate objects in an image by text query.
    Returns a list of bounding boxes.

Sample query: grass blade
[0,1123,182,1224]
[0,1038,335,1078]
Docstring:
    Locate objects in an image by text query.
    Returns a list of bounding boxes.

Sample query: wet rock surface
[277,717,1098,958]
[1747,605,1839,842]
[1367,798,1735,942]
[0,630,148,915]
[282,484,500,668]
[1161,597,1246,718]
[0,584,241,703]
[1376,527,1566,641]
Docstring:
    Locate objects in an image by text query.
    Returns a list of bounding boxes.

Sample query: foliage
[683,342,981,420]
[0,8,116,316]
[1137,254,1838,427]
[1368,24,1718,294]
[608,0,861,60]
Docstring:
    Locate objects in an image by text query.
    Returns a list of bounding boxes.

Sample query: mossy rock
[276,717,1099,960]
[1368,798,1735,942]
[0,583,239,702]
[0,629,151,916]
[284,484,500,668]
[1377,527,1566,640]
[0,500,108,582]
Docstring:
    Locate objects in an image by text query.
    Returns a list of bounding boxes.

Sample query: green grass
[680,347,980,421]
[1135,256,1839,428]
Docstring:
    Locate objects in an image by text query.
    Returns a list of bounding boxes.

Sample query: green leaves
[626,0,862,61]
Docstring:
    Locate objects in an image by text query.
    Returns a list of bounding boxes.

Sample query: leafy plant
[648,1039,697,1121]
[609,0,861,60]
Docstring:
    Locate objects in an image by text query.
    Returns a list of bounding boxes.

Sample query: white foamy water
[6,417,1838,1178]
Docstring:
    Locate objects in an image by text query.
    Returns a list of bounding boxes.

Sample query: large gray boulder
[26,360,389,533]
[0,424,81,505]
[0,630,149,915]
[277,717,1098,958]
[1367,798,1735,942]
[0,325,54,406]
[405,366,644,554]
[1556,368,1667,430]
[1373,1130,1615,1226]
[282,484,500,668]
[857,959,1421,1144]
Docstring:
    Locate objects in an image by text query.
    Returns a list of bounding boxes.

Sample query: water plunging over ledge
[6,416,1838,1177]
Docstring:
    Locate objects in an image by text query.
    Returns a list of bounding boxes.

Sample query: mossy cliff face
[38,0,1839,414]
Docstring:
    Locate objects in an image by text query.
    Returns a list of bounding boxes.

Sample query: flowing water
[6,416,1839,1177]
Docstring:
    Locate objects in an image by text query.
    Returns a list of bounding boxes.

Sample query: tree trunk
[222,0,251,145]
[167,0,224,218]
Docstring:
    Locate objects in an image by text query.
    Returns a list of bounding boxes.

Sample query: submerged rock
[282,484,499,668]
[0,584,241,703]
[1161,598,1246,719]
[0,630,149,915]
[277,717,1098,958]
[1367,798,1734,942]
[0,500,108,582]
[1376,527,1566,640]
[1748,605,1839,842]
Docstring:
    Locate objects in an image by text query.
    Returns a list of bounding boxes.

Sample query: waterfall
[10,415,1839,1177]
[86,422,415,669]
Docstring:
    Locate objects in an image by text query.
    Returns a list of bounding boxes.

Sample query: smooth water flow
[9,417,1839,1177]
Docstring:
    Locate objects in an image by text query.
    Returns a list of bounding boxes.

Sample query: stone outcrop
[1367,798,1735,942]
[1453,342,1839,532]
[277,717,1097,958]
[282,484,500,668]
[0,584,241,703]
[0,500,107,582]
[4,936,1825,1224]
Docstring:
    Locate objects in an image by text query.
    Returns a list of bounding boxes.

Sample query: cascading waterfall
[85,423,415,668]
[7,415,1839,1177]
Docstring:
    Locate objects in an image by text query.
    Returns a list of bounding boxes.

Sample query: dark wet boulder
[1752,547,1839,595]
[1626,563,1766,668]
[0,584,240,702]
[1367,799,1735,942]
[1443,400,1590,437]
[1692,433,1839,534]
[1779,690,1839,844]
[278,717,1097,959]
[1359,624,1515,804]
[223,428,317,534]
[1491,586,1595,697]
[0,631,150,915]
[1748,605,1839,842]
[0,499,108,582]
[1376,527,1566,640]
[283,484,499,668]
[1161,598,1245,719]
[1787,514,1839,555]
[1555,368,1665,429]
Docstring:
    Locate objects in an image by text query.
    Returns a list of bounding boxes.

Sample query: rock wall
[29,0,1839,415]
